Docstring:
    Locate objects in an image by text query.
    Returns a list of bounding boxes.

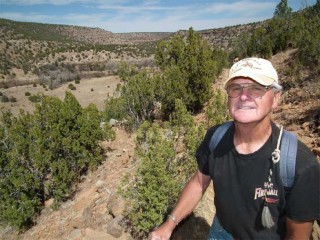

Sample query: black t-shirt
[196,122,320,239]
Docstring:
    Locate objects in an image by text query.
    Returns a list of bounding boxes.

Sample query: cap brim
[224,71,276,89]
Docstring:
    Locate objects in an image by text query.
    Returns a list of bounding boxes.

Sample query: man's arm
[285,218,313,240]
[149,170,211,240]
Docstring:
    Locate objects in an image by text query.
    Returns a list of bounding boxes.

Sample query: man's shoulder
[209,121,234,151]
[296,140,319,169]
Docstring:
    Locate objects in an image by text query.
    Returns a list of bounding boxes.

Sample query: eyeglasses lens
[227,84,268,98]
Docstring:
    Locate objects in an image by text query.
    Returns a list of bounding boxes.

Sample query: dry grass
[0,75,121,116]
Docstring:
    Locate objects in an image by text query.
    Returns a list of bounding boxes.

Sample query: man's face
[227,77,281,124]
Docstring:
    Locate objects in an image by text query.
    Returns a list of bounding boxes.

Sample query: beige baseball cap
[224,58,280,89]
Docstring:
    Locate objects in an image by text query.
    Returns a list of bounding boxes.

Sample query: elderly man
[150,58,319,240]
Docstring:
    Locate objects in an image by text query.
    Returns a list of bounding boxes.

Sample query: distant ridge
[0,17,265,81]
[0,18,173,45]
[0,17,265,48]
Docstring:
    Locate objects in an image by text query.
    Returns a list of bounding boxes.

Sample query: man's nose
[239,87,251,100]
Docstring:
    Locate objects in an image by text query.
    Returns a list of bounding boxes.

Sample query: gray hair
[271,82,283,92]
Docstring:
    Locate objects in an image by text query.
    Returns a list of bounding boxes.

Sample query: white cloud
[0,12,54,22]
[205,0,275,14]
[3,0,120,6]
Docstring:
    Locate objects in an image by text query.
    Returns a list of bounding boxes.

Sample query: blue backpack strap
[209,121,233,151]
[280,130,297,188]
[208,121,233,239]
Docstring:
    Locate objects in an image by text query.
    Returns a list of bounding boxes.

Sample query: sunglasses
[226,83,273,98]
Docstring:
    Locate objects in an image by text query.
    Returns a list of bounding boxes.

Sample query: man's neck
[233,118,272,154]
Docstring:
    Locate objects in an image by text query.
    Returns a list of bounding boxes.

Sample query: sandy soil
[0,75,121,116]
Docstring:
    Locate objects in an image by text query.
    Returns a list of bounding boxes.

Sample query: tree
[155,27,224,115]
[265,0,295,54]
[0,92,105,229]
[125,122,179,237]
[117,61,138,83]
[105,28,227,127]
[0,112,42,229]
[120,70,158,128]
[297,10,320,70]
[124,100,206,237]
[274,0,292,18]
[205,89,230,127]
[230,32,251,59]
[104,96,126,122]
[247,27,273,58]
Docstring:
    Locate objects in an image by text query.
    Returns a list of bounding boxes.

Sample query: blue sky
[0,0,316,33]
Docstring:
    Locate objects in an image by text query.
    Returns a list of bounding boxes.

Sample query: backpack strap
[209,121,233,151]
[279,130,297,188]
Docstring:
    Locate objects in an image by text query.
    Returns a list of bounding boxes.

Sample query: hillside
[0,49,319,240]
[0,18,172,45]
[1,5,320,239]
[0,18,171,87]
[0,18,263,88]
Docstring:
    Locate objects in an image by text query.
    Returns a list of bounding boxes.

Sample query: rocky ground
[0,50,319,240]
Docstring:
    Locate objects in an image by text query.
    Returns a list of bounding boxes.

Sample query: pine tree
[155,27,224,116]
[274,0,292,18]
[0,92,105,229]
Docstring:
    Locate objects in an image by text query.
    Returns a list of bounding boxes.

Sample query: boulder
[106,216,123,238]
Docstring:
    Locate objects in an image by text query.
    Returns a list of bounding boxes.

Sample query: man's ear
[272,91,282,109]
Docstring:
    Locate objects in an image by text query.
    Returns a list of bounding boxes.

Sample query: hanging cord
[271,125,283,164]
[262,125,283,229]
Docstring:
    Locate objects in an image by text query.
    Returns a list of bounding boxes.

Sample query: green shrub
[103,122,116,141]
[68,83,76,90]
[297,10,320,70]
[120,70,158,127]
[25,92,31,96]
[104,96,126,122]
[124,122,179,237]
[170,99,205,177]
[205,89,230,127]
[106,28,228,129]
[155,27,225,115]
[117,61,138,82]
[28,94,41,103]
[0,93,105,229]
[1,94,9,102]
[123,100,206,238]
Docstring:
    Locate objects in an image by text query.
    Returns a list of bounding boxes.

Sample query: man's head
[225,58,282,124]
[224,57,282,91]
